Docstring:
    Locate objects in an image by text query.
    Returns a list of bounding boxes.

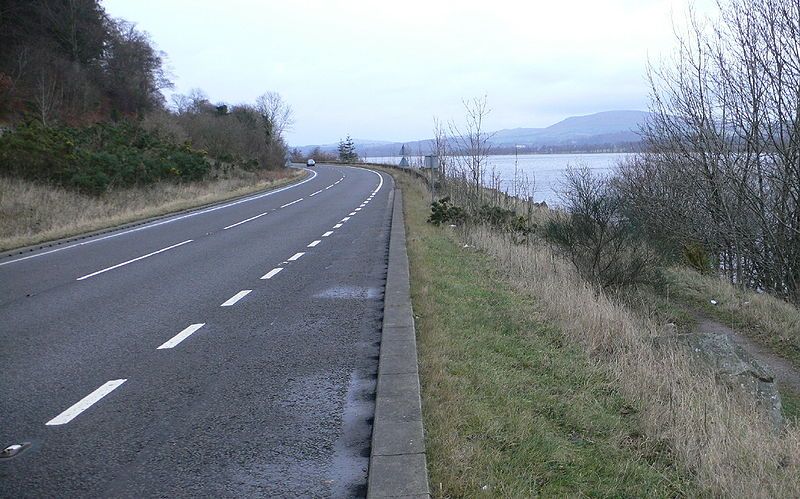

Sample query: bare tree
[619,0,800,303]
[255,91,294,139]
[449,95,494,207]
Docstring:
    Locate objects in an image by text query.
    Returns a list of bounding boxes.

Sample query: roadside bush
[428,196,467,226]
[544,168,661,289]
[0,121,210,194]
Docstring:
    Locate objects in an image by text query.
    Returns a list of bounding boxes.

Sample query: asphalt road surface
[0,165,393,497]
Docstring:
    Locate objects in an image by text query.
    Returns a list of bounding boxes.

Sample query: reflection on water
[366,153,632,207]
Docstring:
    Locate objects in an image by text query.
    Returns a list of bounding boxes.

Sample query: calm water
[366,153,632,207]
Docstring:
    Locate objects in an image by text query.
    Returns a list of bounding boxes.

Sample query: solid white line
[261,267,283,280]
[158,323,205,349]
[307,240,321,247]
[309,190,323,197]
[288,252,305,261]
[280,198,303,208]
[322,231,334,237]
[341,217,351,222]
[223,212,268,230]
[76,240,193,281]
[221,290,251,306]
[46,379,127,426]
[333,223,343,229]
[349,212,356,216]
[1,169,319,268]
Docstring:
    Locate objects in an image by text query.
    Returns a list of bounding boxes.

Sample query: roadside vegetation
[380,162,800,496]
[392,170,694,497]
[0,1,296,251]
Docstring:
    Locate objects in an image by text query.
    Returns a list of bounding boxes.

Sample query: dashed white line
[341,217,351,222]
[280,198,303,208]
[309,190,323,197]
[359,204,366,207]
[322,231,334,237]
[333,223,343,229]
[349,212,356,216]
[355,208,362,211]
[288,252,305,261]
[261,267,283,280]
[307,240,321,247]
[223,212,268,230]
[325,185,333,190]
[221,290,252,306]
[76,240,193,281]
[158,323,205,349]
[46,379,127,426]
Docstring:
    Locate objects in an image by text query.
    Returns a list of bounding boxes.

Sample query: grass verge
[0,168,304,252]
[393,170,693,496]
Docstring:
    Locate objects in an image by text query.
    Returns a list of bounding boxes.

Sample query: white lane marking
[288,252,305,261]
[309,190,323,197]
[355,208,362,211]
[280,198,303,208]
[359,204,366,207]
[307,240,321,247]
[341,217,351,222]
[322,231,334,237]
[333,223,343,229]
[325,185,333,190]
[76,240,193,281]
[46,379,127,426]
[261,267,283,280]
[158,323,205,349]
[349,212,356,216]
[223,212,268,230]
[364,201,369,204]
[1,169,319,268]
[221,290,251,306]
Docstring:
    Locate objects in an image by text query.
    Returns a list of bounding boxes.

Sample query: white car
[306,159,316,167]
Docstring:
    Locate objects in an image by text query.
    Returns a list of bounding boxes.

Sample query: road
[0,165,393,497]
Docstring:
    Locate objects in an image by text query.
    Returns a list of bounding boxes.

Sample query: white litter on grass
[710,299,718,305]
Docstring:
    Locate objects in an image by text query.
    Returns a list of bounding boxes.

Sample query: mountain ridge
[296,110,652,156]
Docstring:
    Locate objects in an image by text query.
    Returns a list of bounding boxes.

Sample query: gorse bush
[0,121,210,194]
[428,197,467,226]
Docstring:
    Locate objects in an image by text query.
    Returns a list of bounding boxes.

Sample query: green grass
[392,172,694,497]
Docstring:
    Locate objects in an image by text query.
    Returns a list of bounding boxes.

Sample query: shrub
[544,168,661,289]
[0,121,210,194]
[428,197,466,226]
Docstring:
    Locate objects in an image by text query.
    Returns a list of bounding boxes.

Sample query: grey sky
[102,0,710,146]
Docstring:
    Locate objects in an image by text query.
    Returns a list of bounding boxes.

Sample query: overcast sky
[103,0,712,146]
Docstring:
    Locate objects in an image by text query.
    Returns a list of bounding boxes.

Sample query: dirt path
[694,314,800,394]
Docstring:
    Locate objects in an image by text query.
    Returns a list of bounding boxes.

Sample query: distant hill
[296,110,652,157]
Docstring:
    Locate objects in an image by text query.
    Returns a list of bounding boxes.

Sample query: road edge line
[367,183,430,498]
[0,168,313,261]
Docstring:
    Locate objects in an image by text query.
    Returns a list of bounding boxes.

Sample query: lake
[365,153,632,207]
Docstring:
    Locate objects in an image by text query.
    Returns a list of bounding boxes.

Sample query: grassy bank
[0,168,304,251]
[380,166,800,497]
[393,171,694,496]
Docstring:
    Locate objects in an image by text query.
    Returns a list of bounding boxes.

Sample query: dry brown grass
[467,226,800,497]
[663,267,800,368]
[0,169,304,251]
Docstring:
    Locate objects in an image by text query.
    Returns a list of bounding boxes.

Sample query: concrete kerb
[368,187,430,498]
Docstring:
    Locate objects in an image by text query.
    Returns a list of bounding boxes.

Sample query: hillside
[297,110,651,157]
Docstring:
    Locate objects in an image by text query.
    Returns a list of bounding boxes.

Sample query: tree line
[0,0,292,194]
